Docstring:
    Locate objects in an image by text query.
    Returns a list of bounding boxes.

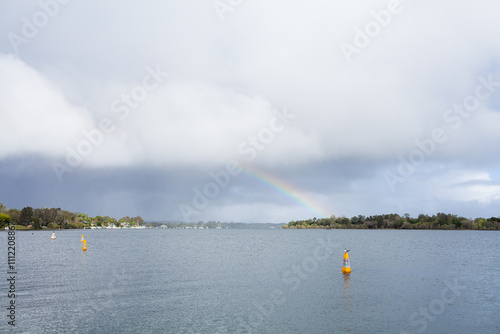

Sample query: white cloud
[4,1,500,168]
[430,171,500,204]
[0,53,94,158]
[101,80,324,168]
[1,1,500,221]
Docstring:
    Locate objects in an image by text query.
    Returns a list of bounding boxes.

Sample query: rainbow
[240,164,330,218]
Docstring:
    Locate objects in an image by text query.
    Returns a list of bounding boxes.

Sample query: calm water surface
[1,229,499,333]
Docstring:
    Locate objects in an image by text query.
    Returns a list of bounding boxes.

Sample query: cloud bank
[0,0,499,222]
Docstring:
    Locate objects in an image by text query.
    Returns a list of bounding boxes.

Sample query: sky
[1,0,499,223]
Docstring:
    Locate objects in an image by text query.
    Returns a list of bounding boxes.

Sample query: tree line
[0,203,144,229]
[284,213,500,230]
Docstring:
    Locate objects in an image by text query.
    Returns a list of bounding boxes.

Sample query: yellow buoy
[82,239,87,251]
[81,235,85,242]
[51,232,56,240]
[342,249,351,274]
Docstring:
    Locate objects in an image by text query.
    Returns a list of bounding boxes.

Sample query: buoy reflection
[342,261,352,332]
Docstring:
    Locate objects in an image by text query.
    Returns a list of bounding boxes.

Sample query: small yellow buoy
[51,232,56,240]
[342,249,351,274]
[82,239,87,251]
[81,235,85,242]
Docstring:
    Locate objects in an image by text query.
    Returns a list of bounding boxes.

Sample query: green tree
[132,216,144,225]
[77,213,88,220]
[7,209,21,224]
[0,203,7,214]
[59,210,75,229]
[20,207,34,226]
[32,216,41,230]
[68,222,84,229]
[33,208,61,227]
[0,213,11,227]
[103,216,117,225]
[47,222,59,229]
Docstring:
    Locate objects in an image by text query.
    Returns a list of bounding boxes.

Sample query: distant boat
[51,232,56,240]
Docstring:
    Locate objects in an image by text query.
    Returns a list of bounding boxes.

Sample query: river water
[2,228,499,333]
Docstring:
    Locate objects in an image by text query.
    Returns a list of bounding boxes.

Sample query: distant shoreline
[283,213,500,230]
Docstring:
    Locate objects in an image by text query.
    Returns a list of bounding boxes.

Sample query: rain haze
[1,0,499,223]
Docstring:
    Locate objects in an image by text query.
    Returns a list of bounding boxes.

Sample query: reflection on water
[343,273,352,332]
[343,273,351,290]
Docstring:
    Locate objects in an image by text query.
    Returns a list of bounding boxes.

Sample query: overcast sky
[1,0,499,223]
